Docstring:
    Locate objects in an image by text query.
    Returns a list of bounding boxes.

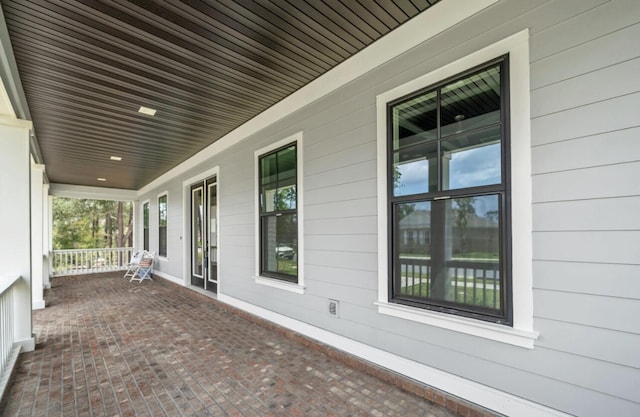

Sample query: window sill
[158,256,169,262]
[375,301,538,349]
[254,276,305,294]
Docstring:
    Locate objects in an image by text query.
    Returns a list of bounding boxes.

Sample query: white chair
[129,251,155,283]
[123,250,144,279]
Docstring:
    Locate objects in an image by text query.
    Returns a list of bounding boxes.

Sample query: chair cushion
[138,258,152,268]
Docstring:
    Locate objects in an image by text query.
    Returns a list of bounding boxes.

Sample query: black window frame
[258,142,298,283]
[142,201,149,251]
[387,55,512,325]
[158,194,167,258]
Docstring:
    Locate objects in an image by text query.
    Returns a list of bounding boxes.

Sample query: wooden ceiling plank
[69,0,308,89]
[213,0,342,67]
[4,3,295,100]
[13,38,271,124]
[160,0,328,79]
[9,0,303,93]
[233,0,353,61]
[280,0,368,49]
[255,0,360,55]
[17,55,265,128]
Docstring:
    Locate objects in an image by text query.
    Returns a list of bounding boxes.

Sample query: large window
[258,143,298,283]
[388,57,510,324]
[158,193,167,257]
[142,201,149,251]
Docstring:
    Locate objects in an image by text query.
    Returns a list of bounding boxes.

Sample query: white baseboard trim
[152,270,184,287]
[14,337,34,353]
[32,299,45,310]
[217,293,571,417]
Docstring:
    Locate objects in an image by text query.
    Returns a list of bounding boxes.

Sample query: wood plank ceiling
[1,0,439,190]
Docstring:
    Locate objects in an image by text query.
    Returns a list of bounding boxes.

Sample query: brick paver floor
[2,273,454,417]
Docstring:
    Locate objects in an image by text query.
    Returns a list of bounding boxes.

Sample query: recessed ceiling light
[110,156,122,161]
[97,178,107,182]
[138,106,157,116]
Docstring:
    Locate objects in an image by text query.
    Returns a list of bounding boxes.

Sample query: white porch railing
[51,247,133,276]
[0,275,20,387]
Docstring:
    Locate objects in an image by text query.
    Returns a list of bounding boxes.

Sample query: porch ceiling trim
[49,183,137,201]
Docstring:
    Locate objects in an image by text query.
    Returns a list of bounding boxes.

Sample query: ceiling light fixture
[97,178,106,182]
[110,156,122,161]
[138,106,157,116]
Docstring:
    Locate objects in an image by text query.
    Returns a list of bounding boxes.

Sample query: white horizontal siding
[531,91,640,147]
[533,231,640,264]
[305,197,377,220]
[534,290,640,334]
[529,0,640,63]
[304,264,377,290]
[533,197,640,231]
[305,215,376,236]
[305,159,376,192]
[533,162,640,202]
[304,178,376,206]
[534,318,640,368]
[534,260,640,299]
[532,127,640,175]
[531,57,640,118]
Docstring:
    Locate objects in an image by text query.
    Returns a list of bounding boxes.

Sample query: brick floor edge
[164,277,504,417]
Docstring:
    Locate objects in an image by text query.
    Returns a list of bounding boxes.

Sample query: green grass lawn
[399,281,500,309]
[276,258,297,275]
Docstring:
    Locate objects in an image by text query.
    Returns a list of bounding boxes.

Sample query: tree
[454,198,476,256]
[52,197,134,249]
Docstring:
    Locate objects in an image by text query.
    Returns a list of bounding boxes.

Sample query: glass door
[206,177,218,293]
[190,183,205,288]
[190,176,218,292]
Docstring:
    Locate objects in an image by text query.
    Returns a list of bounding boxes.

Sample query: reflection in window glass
[440,65,501,137]
[392,90,437,151]
[261,214,297,280]
[259,143,298,282]
[442,125,502,190]
[158,194,167,257]
[143,202,149,251]
[388,57,509,323]
[393,139,437,196]
[394,195,502,311]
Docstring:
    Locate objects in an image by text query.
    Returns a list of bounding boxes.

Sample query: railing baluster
[471,268,478,305]
[1,275,19,379]
[494,267,498,309]
[411,263,416,295]
[50,247,133,276]
[453,267,458,302]
[462,267,467,304]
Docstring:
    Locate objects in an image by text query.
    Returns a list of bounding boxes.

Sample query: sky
[394,143,501,216]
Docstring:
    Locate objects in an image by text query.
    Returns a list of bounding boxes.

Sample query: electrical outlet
[328,299,339,317]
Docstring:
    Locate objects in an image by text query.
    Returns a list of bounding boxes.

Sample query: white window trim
[376,30,538,349]
[254,131,305,294]
[141,199,150,251]
[157,191,168,260]
[181,166,220,290]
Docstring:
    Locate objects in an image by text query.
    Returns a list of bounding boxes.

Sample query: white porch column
[43,186,51,289]
[31,163,45,309]
[0,117,35,352]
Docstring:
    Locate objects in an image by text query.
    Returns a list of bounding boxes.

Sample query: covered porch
[2,272,460,417]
